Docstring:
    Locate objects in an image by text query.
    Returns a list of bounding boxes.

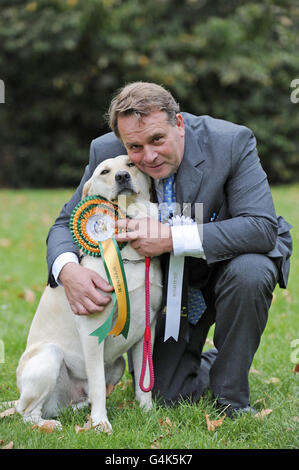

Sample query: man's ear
[82,179,92,199]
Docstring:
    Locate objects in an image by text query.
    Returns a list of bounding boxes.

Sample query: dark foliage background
[0,0,298,187]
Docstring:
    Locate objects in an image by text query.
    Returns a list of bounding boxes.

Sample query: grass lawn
[0,185,298,449]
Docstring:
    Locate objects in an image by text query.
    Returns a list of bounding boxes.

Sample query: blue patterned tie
[161,175,206,325]
[187,286,206,325]
[160,174,176,222]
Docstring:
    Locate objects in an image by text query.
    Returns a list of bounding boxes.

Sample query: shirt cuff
[52,252,79,286]
[171,224,206,258]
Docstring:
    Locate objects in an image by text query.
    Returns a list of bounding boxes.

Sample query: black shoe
[216,401,258,419]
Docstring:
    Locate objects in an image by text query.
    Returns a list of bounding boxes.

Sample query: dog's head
[82,155,151,203]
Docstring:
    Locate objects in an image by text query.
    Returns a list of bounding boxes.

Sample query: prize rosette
[69,195,127,256]
[69,195,130,344]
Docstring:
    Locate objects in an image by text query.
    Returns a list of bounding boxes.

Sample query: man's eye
[100,169,110,175]
[129,145,141,151]
[127,162,135,167]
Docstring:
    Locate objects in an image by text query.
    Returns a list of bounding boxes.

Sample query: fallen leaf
[32,420,56,434]
[151,417,177,447]
[18,288,36,303]
[254,409,273,419]
[0,407,16,419]
[165,416,173,427]
[205,413,225,431]
[2,441,13,449]
[106,383,115,397]
[150,434,164,448]
[293,364,299,373]
[75,415,93,433]
[292,416,299,423]
[24,288,36,303]
[250,368,262,374]
[205,338,214,347]
[95,421,112,435]
[75,416,112,435]
[74,423,90,433]
[158,416,176,428]
[151,439,161,449]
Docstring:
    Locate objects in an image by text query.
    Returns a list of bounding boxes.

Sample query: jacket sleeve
[202,126,278,265]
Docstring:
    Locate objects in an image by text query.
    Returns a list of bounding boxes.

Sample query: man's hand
[115,217,173,257]
[59,262,114,315]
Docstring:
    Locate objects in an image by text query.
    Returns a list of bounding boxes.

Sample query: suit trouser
[150,253,279,408]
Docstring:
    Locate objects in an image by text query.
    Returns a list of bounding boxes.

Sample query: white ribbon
[164,215,195,342]
[164,253,185,341]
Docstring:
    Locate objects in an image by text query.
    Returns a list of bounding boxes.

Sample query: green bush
[0,0,298,187]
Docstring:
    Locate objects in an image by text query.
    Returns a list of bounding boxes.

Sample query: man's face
[117,110,185,179]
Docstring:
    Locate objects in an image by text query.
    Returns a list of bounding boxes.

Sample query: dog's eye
[127,162,135,168]
[100,169,110,175]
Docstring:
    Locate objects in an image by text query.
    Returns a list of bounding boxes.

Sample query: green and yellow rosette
[69,195,130,344]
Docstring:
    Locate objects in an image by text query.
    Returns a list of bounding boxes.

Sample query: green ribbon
[90,237,130,344]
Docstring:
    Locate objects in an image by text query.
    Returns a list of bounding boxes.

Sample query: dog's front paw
[94,419,113,435]
[137,396,153,412]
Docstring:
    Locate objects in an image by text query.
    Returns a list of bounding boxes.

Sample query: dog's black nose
[115,171,131,184]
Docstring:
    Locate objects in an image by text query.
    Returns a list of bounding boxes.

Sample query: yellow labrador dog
[16,155,163,433]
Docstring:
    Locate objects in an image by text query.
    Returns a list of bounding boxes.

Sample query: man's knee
[212,254,279,351]
[217,253,278,294]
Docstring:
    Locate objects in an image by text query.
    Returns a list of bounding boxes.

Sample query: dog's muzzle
[115,170,136,196]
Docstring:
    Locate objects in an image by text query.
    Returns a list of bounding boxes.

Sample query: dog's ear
[82,178,92,199]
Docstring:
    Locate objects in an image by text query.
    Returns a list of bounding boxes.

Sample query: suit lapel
[176,125,205,204]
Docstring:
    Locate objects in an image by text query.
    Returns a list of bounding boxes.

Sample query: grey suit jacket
[46,113,292,289]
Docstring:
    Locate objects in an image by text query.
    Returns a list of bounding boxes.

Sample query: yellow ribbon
[90,237,130,343]
[100,237,129,337]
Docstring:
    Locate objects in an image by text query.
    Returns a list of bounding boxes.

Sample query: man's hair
[107,82,180,138]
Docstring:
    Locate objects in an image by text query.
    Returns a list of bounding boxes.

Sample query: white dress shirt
[153,178,205,258]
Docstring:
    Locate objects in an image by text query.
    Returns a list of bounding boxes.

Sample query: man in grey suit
[47,82,292,417]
